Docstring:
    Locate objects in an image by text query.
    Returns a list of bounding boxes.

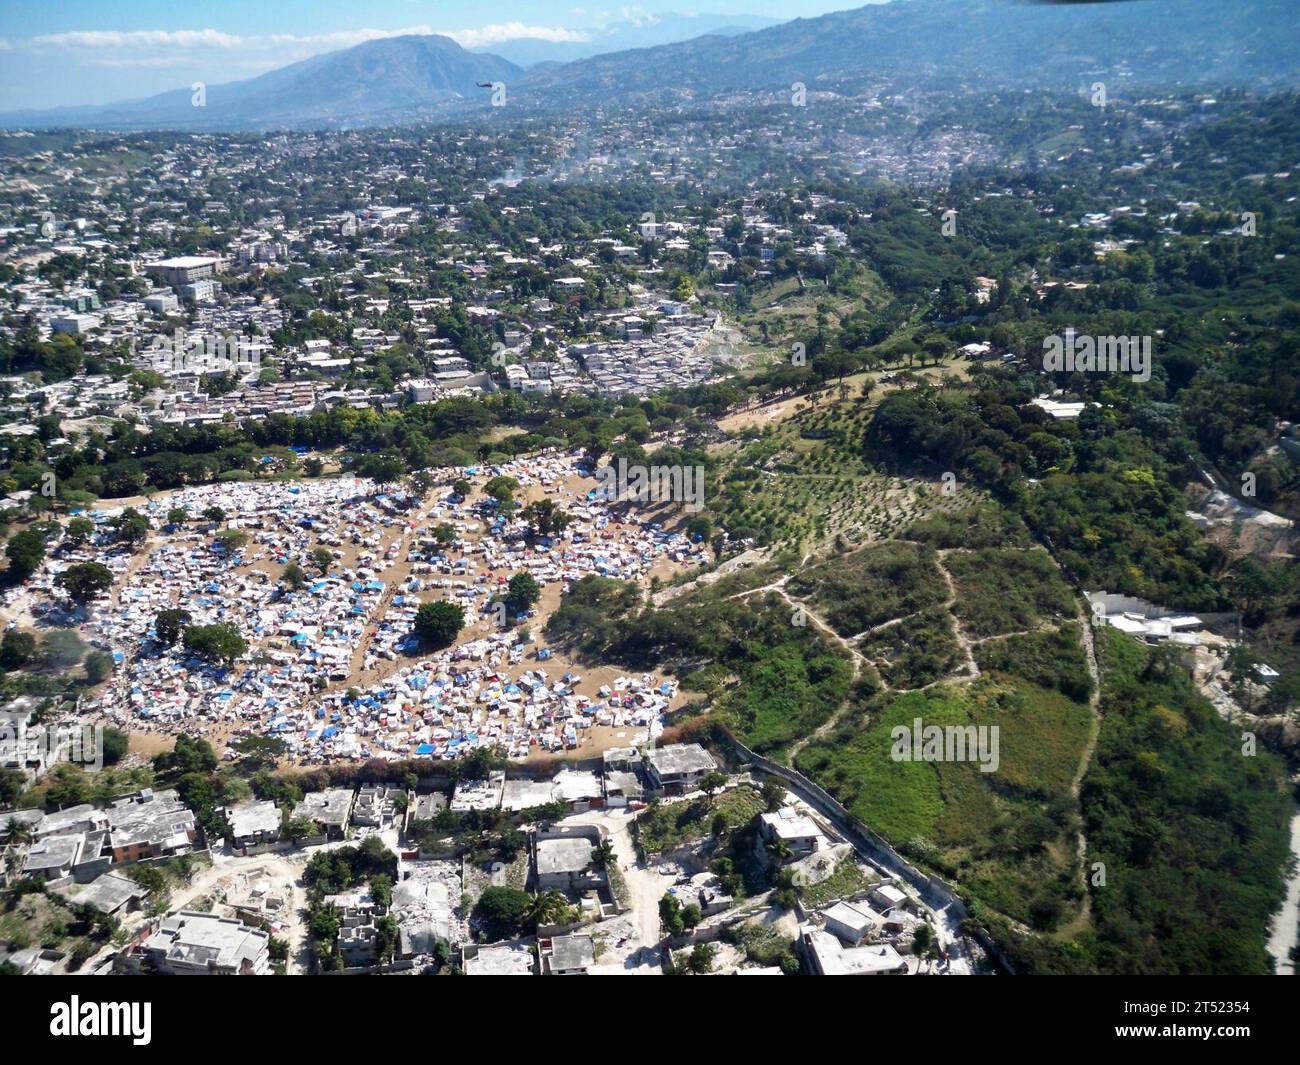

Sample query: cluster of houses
[799,883,917,976]
[442,742,716,817]
[10,787,198,883]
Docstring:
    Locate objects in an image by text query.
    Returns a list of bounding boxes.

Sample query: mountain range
[1,0,1296,131]
[513,0,1297,107]
[469,12,782,68]
[0,34,519,131]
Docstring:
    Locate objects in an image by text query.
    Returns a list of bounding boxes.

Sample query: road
[1266,809,1300,975]
[564,807,673,973]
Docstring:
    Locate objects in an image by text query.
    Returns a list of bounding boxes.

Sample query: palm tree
[527,890,570,928]
[591,840,616,869]
[5,818,32,847]
[765,836,792,865]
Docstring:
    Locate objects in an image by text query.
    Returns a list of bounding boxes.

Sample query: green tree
[112,508,150,545]
[699,771,727,799]
[84,650,113,684]
[182,622,248,663]
[520,499,571,539]
[483,476,519,506]
[216,528,249,553]
[101,727,129,766]
[0,629,37,669]
[55,561,113,605]
[687,942,715,974]
[5,529,46,580]
[659,892,685,936]
[414,601,464,648]
[153,734,218,777]
[473,886,532,941]
[526,889,571,928]
[63,516,95,547]
[506,571,541,614]
[761,779,787,812]
[154,607,192,647]
[591,839,616,868]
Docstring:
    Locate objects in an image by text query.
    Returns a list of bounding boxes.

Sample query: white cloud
[31,29,247,50]
[618,7,661,30]
[449,23,591,49]
[21,23,591,68]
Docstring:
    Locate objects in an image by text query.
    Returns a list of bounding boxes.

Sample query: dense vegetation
[992,629,1291,974]
[546,576,852,754]
[796,675,1092,931]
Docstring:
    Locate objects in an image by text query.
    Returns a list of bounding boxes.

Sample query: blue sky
[0,1,876,111]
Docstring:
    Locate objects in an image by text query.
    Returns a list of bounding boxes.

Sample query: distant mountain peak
[0,32,521,132]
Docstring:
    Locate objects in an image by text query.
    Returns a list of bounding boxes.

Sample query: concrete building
[869,883,909,914]
[49,313,100,335]
[759,807,823,858]
[352,783,399,828]
[644,743,716,793]
[535,836,598,893]
[463,942,536,975]
[293,788,353,838]
[50,871,149,918]
[541,933,595,975]
[146,255,224,288]
[105,788,197,863]
[801,928,908,976]
[21,834,84,880]
[143,911,270,975]
[822,900,886,946]
[225,800,281,849]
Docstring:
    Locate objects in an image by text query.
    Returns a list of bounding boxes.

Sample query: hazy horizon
[0,0,876,112]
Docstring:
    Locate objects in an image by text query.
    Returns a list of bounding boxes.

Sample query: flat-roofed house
[143,911,270,975]
[759,807,823,857]
[801,928,908,976]
[869,883,909,914]
[22,833,84,880]
[105,788,196,863]
[225,800,281,849]
[822,900,886,946]
[293,788,353,839]
[542,933,595,975]
[644,743,716,794]
[146,255,224,288]
[535,836,598,893]
[463,942,536,975]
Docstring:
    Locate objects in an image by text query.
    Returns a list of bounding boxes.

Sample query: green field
[944,547,1076,638]
[795,674,1092,927]
[974,623,1094,702]
[787,540,949,636]
[859,607,967,689]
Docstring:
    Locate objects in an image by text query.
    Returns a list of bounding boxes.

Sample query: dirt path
[167,849,316,972]
[723,579,869,761]
[565,808,669,972]
[1053,603,1104,939]
[934,550,980,681]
